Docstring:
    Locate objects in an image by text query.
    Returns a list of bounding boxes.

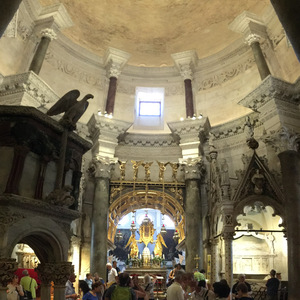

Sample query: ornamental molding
[0,194,80,222]
[118,133,179,147]
[3,11,18,38]
[238,76,300,112]
[0,71,58,108]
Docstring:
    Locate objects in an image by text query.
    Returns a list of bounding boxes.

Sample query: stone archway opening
[233,204,287,281]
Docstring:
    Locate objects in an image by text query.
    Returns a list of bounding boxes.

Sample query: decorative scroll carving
[0,258,18,287]
[51,262,74,286]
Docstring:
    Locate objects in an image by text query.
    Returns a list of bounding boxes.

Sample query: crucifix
[194,254,200,269]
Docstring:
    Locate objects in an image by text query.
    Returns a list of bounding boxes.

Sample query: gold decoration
[194,254,200,269]
[157,161,168,182]
[142,161,153,181]
[125,233,139,258]
[154,233,168,257]
[138,215,155,247]
[131,160,143,181]
[118,160,127,180]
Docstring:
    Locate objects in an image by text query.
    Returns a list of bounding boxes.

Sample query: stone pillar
[184,158,203,272]
[270,0,300,61]
[103,47,131,114]
[105,77,118,115]
[222,232,234,287]
[0,0,22,37]
[5,145,29,194]
[89,158,113,279]
[278,150,300,300]
[35,263,53,300]
[29,28,57,75]
[245,34,271,80]
[211,239,219,283]
[184,78,194,118]
[0,258,18,300]
[52,262,74,300]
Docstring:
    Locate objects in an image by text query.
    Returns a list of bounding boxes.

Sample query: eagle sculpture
[47,89,94,130]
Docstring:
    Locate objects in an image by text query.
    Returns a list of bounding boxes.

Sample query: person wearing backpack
[20,270,38,300]
[104,272,136,300]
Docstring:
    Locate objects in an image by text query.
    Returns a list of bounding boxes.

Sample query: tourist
[65,273,79,299]
[144,274,156,300]
[85,273,93,289]
[104,272,136,300]
[232,274,251,299]
[166,270,187,300]
[193,269,205,282]
[235,283,253,300]
[213,281,230,300]
[191,280,215,300]
[199,269,206,280]
[132,274,146,300]
[106,263,118,288]
[7,275,24,300]
[20,270,38,300]
[79,280,90,296]
[83,282,104,300]
[266,269,280,300]
[112,261,120,274]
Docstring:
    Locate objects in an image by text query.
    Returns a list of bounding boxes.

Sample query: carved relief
[0,258,18,287]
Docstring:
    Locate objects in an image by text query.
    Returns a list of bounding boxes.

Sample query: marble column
[105,77,118,115]
[29,28,57,75]
[245,34,271,80]
[0,258,18,300]
[211,239,219,283]
[184,159,203,272]
[278,150,300,300]
[222,232,234,287]
[5,145,29,194]
[89,158,113,279]
[270,0,300,61]
[35,263,53,300]
[184,78,194,118]
[0,0,22,37]
[52,262,74,300]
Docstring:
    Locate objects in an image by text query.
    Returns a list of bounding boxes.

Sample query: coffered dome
[40,0,269,67]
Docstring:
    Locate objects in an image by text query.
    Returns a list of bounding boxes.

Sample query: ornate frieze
[0,208,25,235]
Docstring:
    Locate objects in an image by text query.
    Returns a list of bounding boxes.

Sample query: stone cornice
[238,76,300,111]
[118,133,179,147]
[0,194,80,222]
[0,105,92,151]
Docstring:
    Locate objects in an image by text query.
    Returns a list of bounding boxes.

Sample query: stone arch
[2,216,69,263]
[233,195,286,230]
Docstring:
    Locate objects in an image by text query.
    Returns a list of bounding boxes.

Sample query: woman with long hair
[7,275,24,300]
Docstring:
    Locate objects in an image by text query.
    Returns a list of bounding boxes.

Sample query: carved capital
[222,231,235,240]
[41,28,57,40]
[0,258,18,287]
[35,263,55,285]
[245,33,261,46]
[88,157,115,179]
[179,64,193,80]
[182,157,204,180]
[51,262,74,286]
[106,61,121,78]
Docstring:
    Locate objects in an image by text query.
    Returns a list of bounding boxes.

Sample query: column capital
[103,47,131,78]
[35,263,55,285]
[88,157,116,179]
[171,50,198,80]
[181,157,204,180]
[0,258,18,287]
[51,262,74,286]
[40,28,57,40]
[222,231,235,240]
[245,33,261,46]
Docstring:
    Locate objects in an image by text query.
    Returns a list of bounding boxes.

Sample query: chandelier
[173,230,180,243]
[115,230,123,242]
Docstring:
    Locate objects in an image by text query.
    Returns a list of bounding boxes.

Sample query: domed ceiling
[41,0,270,67]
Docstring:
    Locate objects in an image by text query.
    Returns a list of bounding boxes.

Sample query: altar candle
[128,254,130,259]
[163,254,165,259]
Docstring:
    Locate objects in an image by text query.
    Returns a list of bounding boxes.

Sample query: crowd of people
[6,263,281,300]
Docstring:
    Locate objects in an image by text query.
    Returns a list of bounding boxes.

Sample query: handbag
[23,279,33,300]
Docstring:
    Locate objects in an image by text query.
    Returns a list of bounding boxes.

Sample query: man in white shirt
[167,270,187,300]
[106,263,118,287]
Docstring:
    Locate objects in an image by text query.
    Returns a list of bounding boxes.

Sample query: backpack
[111,285,132,300]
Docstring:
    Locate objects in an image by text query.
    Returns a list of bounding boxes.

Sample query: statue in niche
[220,159,230,185]
[251,169,265,195]
[131,160,143,181]
[154,233,168,257]
[125,232,139,258]
[157,161,168,182]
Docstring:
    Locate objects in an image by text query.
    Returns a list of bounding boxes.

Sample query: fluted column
[29,28,57,75]
[270,0,300,61]
[245,34,271,80]
[89,158,113,279]
[0,0,22,37]
[184,158,203,272]
[35,263,54,300]
[52,262,74,300]
[278,150,300,300]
